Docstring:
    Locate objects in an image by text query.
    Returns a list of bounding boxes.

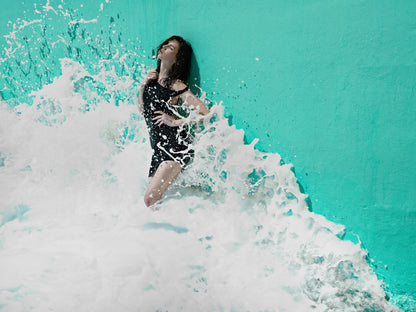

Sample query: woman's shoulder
[171,80,188,92]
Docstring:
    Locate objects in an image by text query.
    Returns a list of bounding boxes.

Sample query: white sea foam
[0,58,401,311]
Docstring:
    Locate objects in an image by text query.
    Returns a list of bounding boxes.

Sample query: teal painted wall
[124,0,416,300]
[2,0,415,306]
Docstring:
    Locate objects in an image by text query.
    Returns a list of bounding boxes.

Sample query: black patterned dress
[142,80,194,177]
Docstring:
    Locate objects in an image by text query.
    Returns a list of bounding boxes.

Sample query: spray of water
[0,1,404,311]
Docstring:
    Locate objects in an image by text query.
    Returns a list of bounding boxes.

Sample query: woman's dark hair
[156,35,193,88]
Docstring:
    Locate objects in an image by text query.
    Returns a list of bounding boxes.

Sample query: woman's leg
[144,160,182,207]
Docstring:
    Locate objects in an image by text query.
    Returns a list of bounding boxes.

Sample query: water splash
[0,1,404,311]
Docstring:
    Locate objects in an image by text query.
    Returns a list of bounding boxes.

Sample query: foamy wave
[0,57,401,311]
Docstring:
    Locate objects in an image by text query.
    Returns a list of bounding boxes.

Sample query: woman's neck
[159,61,172,80]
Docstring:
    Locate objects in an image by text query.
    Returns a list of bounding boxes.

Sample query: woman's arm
[152,80,210,127]
[137,85,145,114]
[179,90,210,115]
[173,80,209,116]
[137,69,158,115]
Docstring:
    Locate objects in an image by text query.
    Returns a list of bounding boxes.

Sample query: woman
[137,36,210,207]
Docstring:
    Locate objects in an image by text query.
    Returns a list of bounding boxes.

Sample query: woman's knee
[143,160,182,207]
[143,194,153,207]
[144,190,160,207]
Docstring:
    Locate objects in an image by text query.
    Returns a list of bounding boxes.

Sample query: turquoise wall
[2,0,415,307]
[125,0,416,302]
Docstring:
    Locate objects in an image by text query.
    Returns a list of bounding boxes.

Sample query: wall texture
[2,0,415,305]
[125,0,416,300]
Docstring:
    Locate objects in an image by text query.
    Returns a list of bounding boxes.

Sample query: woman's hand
[142,69,158,85]
[138,69,159,115]
[152,111,182,127]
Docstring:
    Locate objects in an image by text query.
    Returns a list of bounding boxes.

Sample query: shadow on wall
[187,47,312,213]
[225,112,313,213]
[290,166,313,212]
[189,53,201,96]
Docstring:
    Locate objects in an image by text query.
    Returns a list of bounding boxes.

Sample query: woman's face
[158,40,180,65]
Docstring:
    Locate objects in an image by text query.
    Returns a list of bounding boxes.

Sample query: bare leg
[144,160,182,207]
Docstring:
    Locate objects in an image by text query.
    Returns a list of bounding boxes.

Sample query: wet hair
[155,35,193,89]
